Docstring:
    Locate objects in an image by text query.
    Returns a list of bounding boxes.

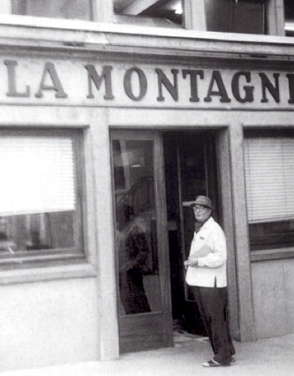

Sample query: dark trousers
[192,286,235,364]
[119,269,151,314]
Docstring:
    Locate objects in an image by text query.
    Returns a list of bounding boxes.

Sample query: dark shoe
[230,356,236,363]
[202,360,231,367]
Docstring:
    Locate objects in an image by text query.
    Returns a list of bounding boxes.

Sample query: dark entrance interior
[163,131,219,337]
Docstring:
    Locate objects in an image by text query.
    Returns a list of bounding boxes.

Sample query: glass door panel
[111,130,172,353]
[113,139,161,315]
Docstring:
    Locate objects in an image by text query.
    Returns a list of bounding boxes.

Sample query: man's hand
[184,259,198,268]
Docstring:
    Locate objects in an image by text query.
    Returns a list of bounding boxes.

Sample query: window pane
[11,0,92,20]
[249,219,294,251]
[0,131,83,265]
[0,212,75,252]
[113,0,183,27]
[285,0,294,23]
[285,0,294,36]
[205,0,265,34]
[112,139,162,315]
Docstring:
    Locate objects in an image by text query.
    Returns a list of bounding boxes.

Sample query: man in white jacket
[184,195,235,367]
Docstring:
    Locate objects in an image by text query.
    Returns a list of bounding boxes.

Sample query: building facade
[0,0,294,371]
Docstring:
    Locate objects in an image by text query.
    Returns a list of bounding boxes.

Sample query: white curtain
[244,137,294,223]
[0,136,75,216]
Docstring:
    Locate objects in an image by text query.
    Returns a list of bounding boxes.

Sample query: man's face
[193,205,212,223]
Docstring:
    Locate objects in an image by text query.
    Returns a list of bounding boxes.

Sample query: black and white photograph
[0,1,293,375]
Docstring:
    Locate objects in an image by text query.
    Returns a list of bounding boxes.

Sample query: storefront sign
[1,59,294,108]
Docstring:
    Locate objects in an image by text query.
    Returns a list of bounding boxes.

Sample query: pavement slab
[1,333,294,376]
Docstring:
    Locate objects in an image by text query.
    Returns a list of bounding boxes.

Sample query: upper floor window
[0,0,290,37]
[113,0,267,33]
[113,0,183,28]
[205,0,266,34]
[285,0,294,36]
[11,0,92,20]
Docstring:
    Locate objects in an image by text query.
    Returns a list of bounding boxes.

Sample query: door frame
[161,127,239,340]
[110,126,239,353]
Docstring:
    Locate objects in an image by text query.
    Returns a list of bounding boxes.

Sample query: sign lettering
[1,59,293,108]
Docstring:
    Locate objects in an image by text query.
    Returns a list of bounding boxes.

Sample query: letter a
[35,62,67,98]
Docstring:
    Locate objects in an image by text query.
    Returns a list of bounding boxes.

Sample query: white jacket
[185,217,227,288]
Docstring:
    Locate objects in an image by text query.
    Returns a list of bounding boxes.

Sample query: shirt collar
[196,216,214,232]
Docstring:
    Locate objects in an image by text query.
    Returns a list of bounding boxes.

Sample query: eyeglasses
[193,205,207,213]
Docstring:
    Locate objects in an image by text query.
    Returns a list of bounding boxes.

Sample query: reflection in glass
[118,204,151,314]
[0,211,75,256]
[113,139,161,315]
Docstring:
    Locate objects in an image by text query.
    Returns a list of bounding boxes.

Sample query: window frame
[0,127,86,270]
[244,128,294,262]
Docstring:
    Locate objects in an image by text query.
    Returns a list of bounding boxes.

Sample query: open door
[111,130,172,353]
[163,131,219,335]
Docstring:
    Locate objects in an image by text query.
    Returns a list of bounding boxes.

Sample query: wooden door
[111,130,172,353]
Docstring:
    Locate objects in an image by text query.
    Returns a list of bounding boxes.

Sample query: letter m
[85,65,114,100]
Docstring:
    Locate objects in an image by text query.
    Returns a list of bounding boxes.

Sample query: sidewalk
[2,333,294,376]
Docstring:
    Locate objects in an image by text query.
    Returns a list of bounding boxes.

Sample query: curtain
[244,137,294,223]
[0,136,75,216]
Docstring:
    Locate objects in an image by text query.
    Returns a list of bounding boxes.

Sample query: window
[285,0,294,36]
[205,0,266,34]
[113,0,183,28]
[0,0,286,36]
[113,0,268,33]
[244,130,294,252]
[11,0,92,20]
[0,129,84,268]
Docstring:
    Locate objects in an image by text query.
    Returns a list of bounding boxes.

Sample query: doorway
[111,129,219,353]
[163,131,219,338]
